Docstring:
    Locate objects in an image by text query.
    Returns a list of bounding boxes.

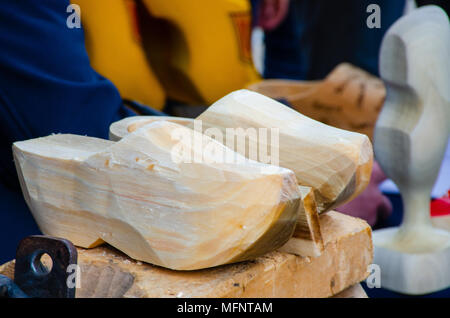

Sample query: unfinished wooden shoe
[13,121,302,270]
[109,90,373,255]
[196,89,373,213]
[110,91,373,213]
[247,63,386,140]
[110,116,326,256]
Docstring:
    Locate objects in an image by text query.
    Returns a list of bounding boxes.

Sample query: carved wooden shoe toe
[13,121,302,270]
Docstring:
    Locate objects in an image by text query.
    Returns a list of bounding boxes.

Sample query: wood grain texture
[372,5,450,294]
[108,87,374,257]
[0,211,372,298]
[278,186,324,257]
[247,63,386,140]
[196,90,373,213]
[110,117,326,257]
[13,121,302,270]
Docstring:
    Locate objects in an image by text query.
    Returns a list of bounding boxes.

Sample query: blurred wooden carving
[247,63,386,140]
[372,6,450,295]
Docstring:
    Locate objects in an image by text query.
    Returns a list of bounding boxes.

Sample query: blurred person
[254,0,406,79]
[0,0,165,263]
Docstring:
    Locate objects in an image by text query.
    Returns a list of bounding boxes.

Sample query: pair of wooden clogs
[13,90,373,270]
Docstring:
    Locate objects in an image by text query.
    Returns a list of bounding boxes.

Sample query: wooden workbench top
[0,211,372,298]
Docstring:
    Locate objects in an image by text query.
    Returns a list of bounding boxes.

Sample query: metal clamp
[0,235,77,298]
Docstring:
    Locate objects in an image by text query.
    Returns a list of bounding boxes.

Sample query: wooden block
[0,211,372,298]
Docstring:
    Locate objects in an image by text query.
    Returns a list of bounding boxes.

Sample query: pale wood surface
[372,5,450,294]
[109,88,375,258]
[0,211,372,298]
[110,116,331,258]
[108,85,375,258]
[109,116,194,141]
[248,63,386,140]
[13,122,302,270]
[278,185,324,257]
[196,89,373,213]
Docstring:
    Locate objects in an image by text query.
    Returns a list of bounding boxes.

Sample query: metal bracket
[10,235,78,298]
